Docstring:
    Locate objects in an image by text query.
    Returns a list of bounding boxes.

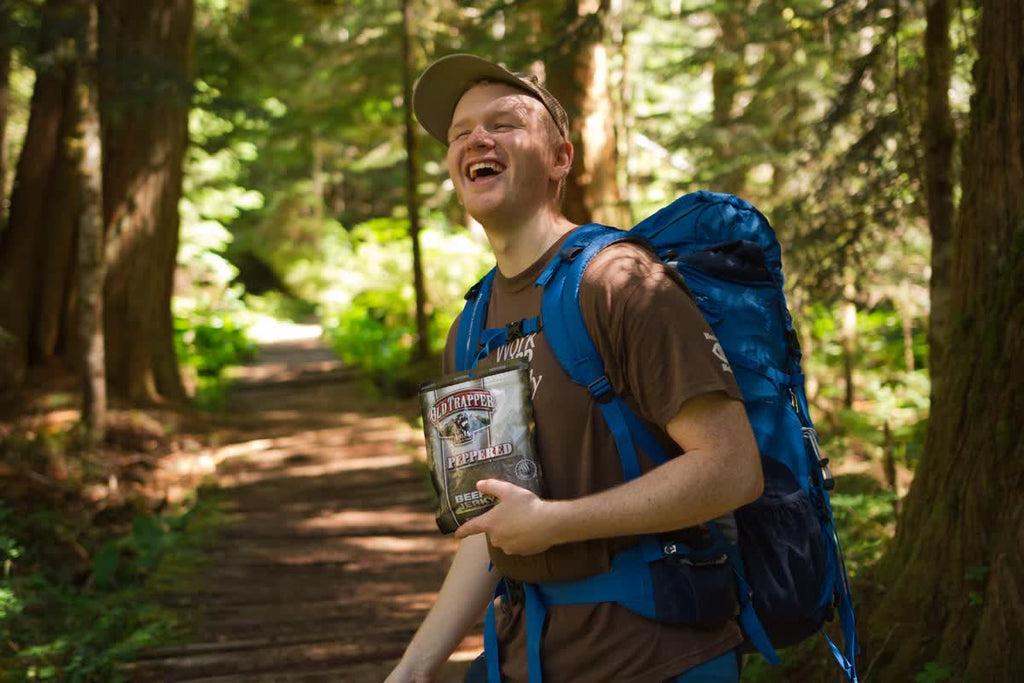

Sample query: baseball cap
[412,53,570,146]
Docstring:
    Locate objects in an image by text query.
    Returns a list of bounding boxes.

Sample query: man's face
[446,82,563,225]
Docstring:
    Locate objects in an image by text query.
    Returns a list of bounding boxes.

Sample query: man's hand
[454,479,561,555]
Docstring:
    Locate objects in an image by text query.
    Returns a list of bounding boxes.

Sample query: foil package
[419,359,543,534]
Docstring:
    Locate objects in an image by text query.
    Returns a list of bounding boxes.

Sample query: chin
[464,200,511,225]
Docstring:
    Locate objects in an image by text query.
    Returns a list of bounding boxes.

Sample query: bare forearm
[389,534,498,682]
[546,446,760,546]
[456,395,762,557]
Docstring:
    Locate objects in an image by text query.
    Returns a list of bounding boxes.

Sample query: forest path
[125,329,479,682]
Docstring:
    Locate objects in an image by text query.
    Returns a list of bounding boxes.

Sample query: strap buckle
[587,376,614,403]
[506,319,524,342]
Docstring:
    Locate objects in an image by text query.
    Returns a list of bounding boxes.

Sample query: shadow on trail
[126,337,479,682]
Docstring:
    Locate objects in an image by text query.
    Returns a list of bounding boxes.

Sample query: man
[387,54,763,683]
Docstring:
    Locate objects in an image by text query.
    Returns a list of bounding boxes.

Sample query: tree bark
[0,0,12,228]
[99,0,192,402]
[75,0,105,442]
[867,2,1024,680]
[0,0,81,386]
[924,0,956,404]
[542,0,628,228]
[710,0,750,196]
[402,0,429,361]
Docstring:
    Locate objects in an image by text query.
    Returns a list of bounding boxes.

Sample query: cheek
[446,152,460,181]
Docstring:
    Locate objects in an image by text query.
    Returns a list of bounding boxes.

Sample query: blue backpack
[455,191,858,682]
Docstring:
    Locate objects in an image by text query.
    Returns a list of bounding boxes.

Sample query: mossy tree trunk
[924,0,956,403]
[542,0,628,228]
[75,0,105,442]
[0,0,82,385]
[866,2,1024,680]
[0,0,11,227]
[99,0,192,402]
[402,0,429,361]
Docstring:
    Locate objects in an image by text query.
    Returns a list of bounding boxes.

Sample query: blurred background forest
[0,0,1021,681]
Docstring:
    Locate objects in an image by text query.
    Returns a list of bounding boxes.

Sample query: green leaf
[92,542,121,589]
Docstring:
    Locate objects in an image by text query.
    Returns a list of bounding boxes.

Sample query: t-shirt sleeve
[578,242,742,426]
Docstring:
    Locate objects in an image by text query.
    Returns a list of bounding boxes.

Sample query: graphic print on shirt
[494,332,543,398]
[704,331,733,374]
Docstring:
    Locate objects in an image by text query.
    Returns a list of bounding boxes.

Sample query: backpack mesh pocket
[735,487,829,648]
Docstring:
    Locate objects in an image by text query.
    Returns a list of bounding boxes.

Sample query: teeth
[468,162,504,180]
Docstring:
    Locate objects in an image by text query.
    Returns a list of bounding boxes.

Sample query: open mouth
[466,161,506,182]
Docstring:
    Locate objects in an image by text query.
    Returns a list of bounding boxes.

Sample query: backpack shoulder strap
[536,224,667,489]
[536,224,638,391]
[454,267,496,372]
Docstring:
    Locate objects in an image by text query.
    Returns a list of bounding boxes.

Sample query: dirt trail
[125,336,480,682]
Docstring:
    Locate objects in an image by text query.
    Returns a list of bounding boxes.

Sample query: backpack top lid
[632,191,783,276]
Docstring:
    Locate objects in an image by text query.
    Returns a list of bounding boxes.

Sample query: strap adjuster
[506,319,524,342]
[587,376,614,403]
[564,245,585,260]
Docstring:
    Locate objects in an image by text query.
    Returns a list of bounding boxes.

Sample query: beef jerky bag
[419,359,543,534]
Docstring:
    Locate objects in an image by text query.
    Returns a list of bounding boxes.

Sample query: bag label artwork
[419,359,543,534]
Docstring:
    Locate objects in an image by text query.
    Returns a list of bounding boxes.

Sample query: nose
[465,125,494,148]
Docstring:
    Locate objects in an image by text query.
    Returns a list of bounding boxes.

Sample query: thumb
[476,478,515,498]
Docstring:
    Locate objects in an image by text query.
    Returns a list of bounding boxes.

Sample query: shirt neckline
[494,229,578,294]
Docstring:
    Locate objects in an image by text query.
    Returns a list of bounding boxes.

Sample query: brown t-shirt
[443,231,744,682]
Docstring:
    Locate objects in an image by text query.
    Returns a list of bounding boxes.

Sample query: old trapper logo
[431,389,513,470]
[431,389,494,446]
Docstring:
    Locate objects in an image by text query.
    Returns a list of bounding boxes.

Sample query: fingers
[454,510,490,539]
[475,478,515,497]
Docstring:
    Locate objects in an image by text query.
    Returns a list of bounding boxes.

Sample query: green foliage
[322,217,490,380]
[0,498,222,682]
[829,483,899,578]
[804,300,930,468]
[173,309,257,410]
[915,661,954,683]
[174,312,257,379]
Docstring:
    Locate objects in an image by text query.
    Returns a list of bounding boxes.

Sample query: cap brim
[413,54,533,145]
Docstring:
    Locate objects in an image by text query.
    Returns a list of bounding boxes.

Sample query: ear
[551,139,573,181]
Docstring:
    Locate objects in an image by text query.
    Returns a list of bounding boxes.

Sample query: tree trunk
[867,2,1024,680]
[543,0,628,228]
[841,279,857,410]
[99,0,192,403]
[0,0,81,386]
[75,0,105,442]
[710,0,750,196]
[0,0,12,228]
[924,0,956,404]
[402,0,429,361]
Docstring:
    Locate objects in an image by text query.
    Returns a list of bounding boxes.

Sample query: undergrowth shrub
[323,218,491,392]
[0,495,221,682]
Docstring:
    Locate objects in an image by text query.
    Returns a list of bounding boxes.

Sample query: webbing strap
[824,517,859,681]
[524,583,546,682]
[473,317,542,365]
[483,591,501,683]
[537,545,655,615]
[706,523,779,666]
[596,397,663,562]
[623,408,671,466]
[456,269,496,371]
[728,354,803,389]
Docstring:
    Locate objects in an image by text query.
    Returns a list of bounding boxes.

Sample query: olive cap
[412,53,569,146]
